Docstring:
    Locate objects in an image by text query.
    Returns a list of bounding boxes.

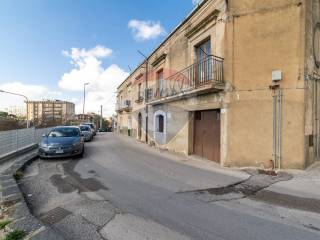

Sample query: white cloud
[0,82,62,111]
[59,45,129,116]
[128,19,166,41]
[62,45,113,67]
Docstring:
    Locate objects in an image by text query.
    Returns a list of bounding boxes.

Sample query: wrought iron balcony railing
[135,92,144,103]
[148,55,224,103]
[116,100,132,112]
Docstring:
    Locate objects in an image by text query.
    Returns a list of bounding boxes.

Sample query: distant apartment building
[5,106,26,117]
[75,113,97,122]
[116,0,320,170]
[69,113,100,126]
[27,100,75,126]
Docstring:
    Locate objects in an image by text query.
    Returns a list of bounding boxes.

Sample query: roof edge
[117,0,209,90]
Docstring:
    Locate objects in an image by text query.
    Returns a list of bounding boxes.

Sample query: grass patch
[13,171,24,181]
[4,230,27,240]
[0,219,12,230]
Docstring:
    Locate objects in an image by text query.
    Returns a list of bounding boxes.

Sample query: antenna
[137,50,147,59]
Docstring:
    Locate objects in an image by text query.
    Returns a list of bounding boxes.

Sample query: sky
[0,0,202,117]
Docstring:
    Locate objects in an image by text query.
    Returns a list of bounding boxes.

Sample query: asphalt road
[20,133,320,240]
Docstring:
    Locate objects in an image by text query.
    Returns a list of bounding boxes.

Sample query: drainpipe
[272,88,282,170]
[138,50,149,143]
[272,92,277,167]
[278,89,282,170]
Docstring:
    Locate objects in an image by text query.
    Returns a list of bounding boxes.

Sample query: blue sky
[0,0,200,116]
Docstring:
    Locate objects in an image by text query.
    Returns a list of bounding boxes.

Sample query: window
[145,88,153,101]
[195,38,212,83]
[138,83,142,99]
[195,111,201,120]
[195,38,211,61]
[48,127,80,137]
[156,114,164,133]
[156,69,164,97]
[127,85,131,96]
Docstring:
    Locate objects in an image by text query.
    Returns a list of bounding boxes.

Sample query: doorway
[138,112,142,140]
[193,109,220,163]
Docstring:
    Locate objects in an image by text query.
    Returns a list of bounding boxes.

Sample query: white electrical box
[272,70,282,81]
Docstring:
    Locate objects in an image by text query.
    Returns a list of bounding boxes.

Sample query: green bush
[4,230,27,240]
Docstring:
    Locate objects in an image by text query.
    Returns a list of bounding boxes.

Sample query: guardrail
[0,127,53,160]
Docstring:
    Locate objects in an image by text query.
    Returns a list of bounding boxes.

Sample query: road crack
[178,171,292,203]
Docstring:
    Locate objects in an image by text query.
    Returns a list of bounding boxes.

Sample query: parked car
[79,125,93,141]
[99,127,112,132]
[38,126,84,159]
[82,123,97,136]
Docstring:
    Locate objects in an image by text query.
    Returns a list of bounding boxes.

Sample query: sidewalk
[119,133,320,204]
[121,134,249,179]
[266,162,320,200]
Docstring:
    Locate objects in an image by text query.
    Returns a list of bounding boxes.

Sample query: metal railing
[135,92,144,103]
[0,127,53,159]
[149,55,224,101]
[116,100,132,112]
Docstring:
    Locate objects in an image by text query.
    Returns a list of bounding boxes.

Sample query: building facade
[4,106,26,118]
[116,0,320,169]
[27,100,75,127]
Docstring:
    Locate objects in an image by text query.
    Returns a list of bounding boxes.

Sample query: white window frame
[153,110,167,144]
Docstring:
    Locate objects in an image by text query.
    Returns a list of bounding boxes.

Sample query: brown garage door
[194,110,220,163]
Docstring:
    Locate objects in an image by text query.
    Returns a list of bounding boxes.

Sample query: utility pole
[83,83,90,115]
[100,105,103,130]
[137,50,149,143]
[0,89,30,128]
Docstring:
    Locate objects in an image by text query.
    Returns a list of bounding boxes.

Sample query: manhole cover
[39,207,72,225]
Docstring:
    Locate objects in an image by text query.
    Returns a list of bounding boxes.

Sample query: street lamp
[83,83,90,116]
[0,89,30,128]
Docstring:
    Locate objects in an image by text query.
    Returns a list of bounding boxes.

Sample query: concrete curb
[0,144,38,165]
[0,151,65,240]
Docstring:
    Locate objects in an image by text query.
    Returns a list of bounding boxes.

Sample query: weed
[0,219,12,230]
[13,171,24,181]
[4,230,27,240]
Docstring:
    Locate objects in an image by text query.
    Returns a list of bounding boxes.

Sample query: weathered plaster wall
[226,0,306,168]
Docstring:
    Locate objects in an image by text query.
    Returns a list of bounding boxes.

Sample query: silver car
[82,123,97,136]
[79,125,93,142]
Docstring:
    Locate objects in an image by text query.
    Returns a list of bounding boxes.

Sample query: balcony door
[157,69,164,98]
[195,39,212,85]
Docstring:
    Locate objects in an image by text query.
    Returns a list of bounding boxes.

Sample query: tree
[0,111,8,118]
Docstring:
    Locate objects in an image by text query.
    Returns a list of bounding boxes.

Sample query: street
[20,133,320,240]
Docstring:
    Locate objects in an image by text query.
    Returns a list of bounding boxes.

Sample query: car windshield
[83,123,94,128]
[80,126,90,131]
[48,128,80,137]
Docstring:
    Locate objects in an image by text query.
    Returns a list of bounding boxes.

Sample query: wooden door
[194,110,220,163]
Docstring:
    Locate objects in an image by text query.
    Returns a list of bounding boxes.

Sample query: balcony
[116,100,132,113]
[147,55,224,105]
[135,92,144,104]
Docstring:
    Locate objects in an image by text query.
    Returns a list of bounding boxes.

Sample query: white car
[79,125,93,142]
